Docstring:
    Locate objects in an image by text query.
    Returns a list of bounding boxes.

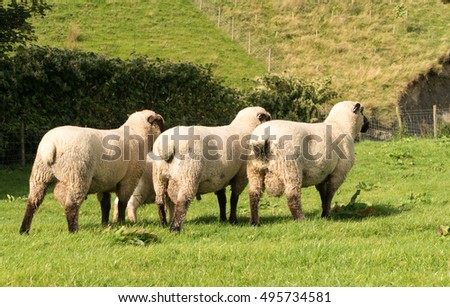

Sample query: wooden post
[268,48,272,73]
[217,7,221,27]
[232,17,235,39]
[199,0,203,10]
[396,106,403,133]
[247,32,251,54]
[433,104,437,137]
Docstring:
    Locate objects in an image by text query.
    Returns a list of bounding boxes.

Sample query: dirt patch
[398,51,450,112]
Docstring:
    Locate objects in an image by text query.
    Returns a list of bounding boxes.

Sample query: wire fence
[2,106,449,165]
[192,0,284,73]
[361,105,450,141]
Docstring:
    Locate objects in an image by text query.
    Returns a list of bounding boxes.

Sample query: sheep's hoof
[229,218,238,225]
[169,224,182,233]
[19,228,29,235]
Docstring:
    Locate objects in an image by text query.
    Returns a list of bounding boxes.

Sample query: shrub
[0,46,244,164]
[245,74,338,122]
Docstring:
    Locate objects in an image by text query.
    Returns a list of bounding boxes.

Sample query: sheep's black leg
[316,182,333,218]
[98,192,111,225]
[286,190,305,221]
[229,192,239,224]
[65,203,80,233]
[158,201,168,227]
[170,199,190,233]
[20,184,47,234]
[247,167,265,226]
[215,188,227,222]
[249,191,261,226]
[117,199,127,223]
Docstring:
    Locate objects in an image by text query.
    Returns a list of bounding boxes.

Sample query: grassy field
[31,0,266,87]
[196,0,450,120]
[0,138,449,286]
[30,0,450,121]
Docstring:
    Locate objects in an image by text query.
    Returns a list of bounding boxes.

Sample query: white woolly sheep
[247,101,369,225]
[153,106,271,232]
[111,156,225,224]
[112,156,155,224]
[19,110,164,234]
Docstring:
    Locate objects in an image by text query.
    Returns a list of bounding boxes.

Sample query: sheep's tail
[250,136,271,161]
[154,134,175,162]
[39,141,57,166]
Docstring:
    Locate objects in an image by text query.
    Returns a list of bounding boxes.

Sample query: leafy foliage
[0,45,244,164]
[0,0,50,58]
[246,75,338,122]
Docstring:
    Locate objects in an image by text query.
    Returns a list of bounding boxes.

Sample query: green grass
[199,0,450,120]
[31,0,450,119]
[1,138,449,286]
[31,0,266,88]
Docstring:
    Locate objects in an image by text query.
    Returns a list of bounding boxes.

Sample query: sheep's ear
[147,114,163,123]
[352,103,361,113]
[257,112,271,122]
[147,114,165,131]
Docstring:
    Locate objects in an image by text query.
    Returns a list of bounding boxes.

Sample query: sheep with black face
[247,101,369,225]
[19,110,164,234]
[153,106,271,232]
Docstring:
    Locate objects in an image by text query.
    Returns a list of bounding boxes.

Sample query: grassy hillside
[31,0,266,87]
[1,138,449,286]
[198,0,450,121]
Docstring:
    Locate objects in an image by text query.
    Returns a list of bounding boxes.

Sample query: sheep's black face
[361,115,369,132]
[257,112,271,123]
[352,103,369,133]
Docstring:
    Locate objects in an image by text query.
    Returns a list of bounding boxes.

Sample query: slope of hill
[31,0,266,87]
[31,0,450,122]
[196,0,450,121]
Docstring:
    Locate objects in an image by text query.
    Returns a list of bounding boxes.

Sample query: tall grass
[1,138,448,286]
[198,0,450,121]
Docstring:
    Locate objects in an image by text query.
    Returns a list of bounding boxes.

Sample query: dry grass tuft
[65,23,82,50]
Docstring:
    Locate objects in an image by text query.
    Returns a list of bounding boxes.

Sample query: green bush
[245,74,338,122]
[0,46,244,164]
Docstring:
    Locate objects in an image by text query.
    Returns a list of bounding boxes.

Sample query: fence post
[247,32,251,54]
[217,7,221,27]
[396,106,403,134]
[199,0,203,10]
[231,16,234,40]
[433,104,437,137]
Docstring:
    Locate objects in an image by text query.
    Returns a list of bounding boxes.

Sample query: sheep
[153,106,271,232]
[112,156,155,224]
[19,110,164,234]
[247,101,369,225]
[111,156,226,224]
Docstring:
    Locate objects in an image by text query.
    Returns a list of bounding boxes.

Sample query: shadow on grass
[81,218,161,233]
[188,212,315,226]
[189,202,409,226]
[329,202,409,221]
